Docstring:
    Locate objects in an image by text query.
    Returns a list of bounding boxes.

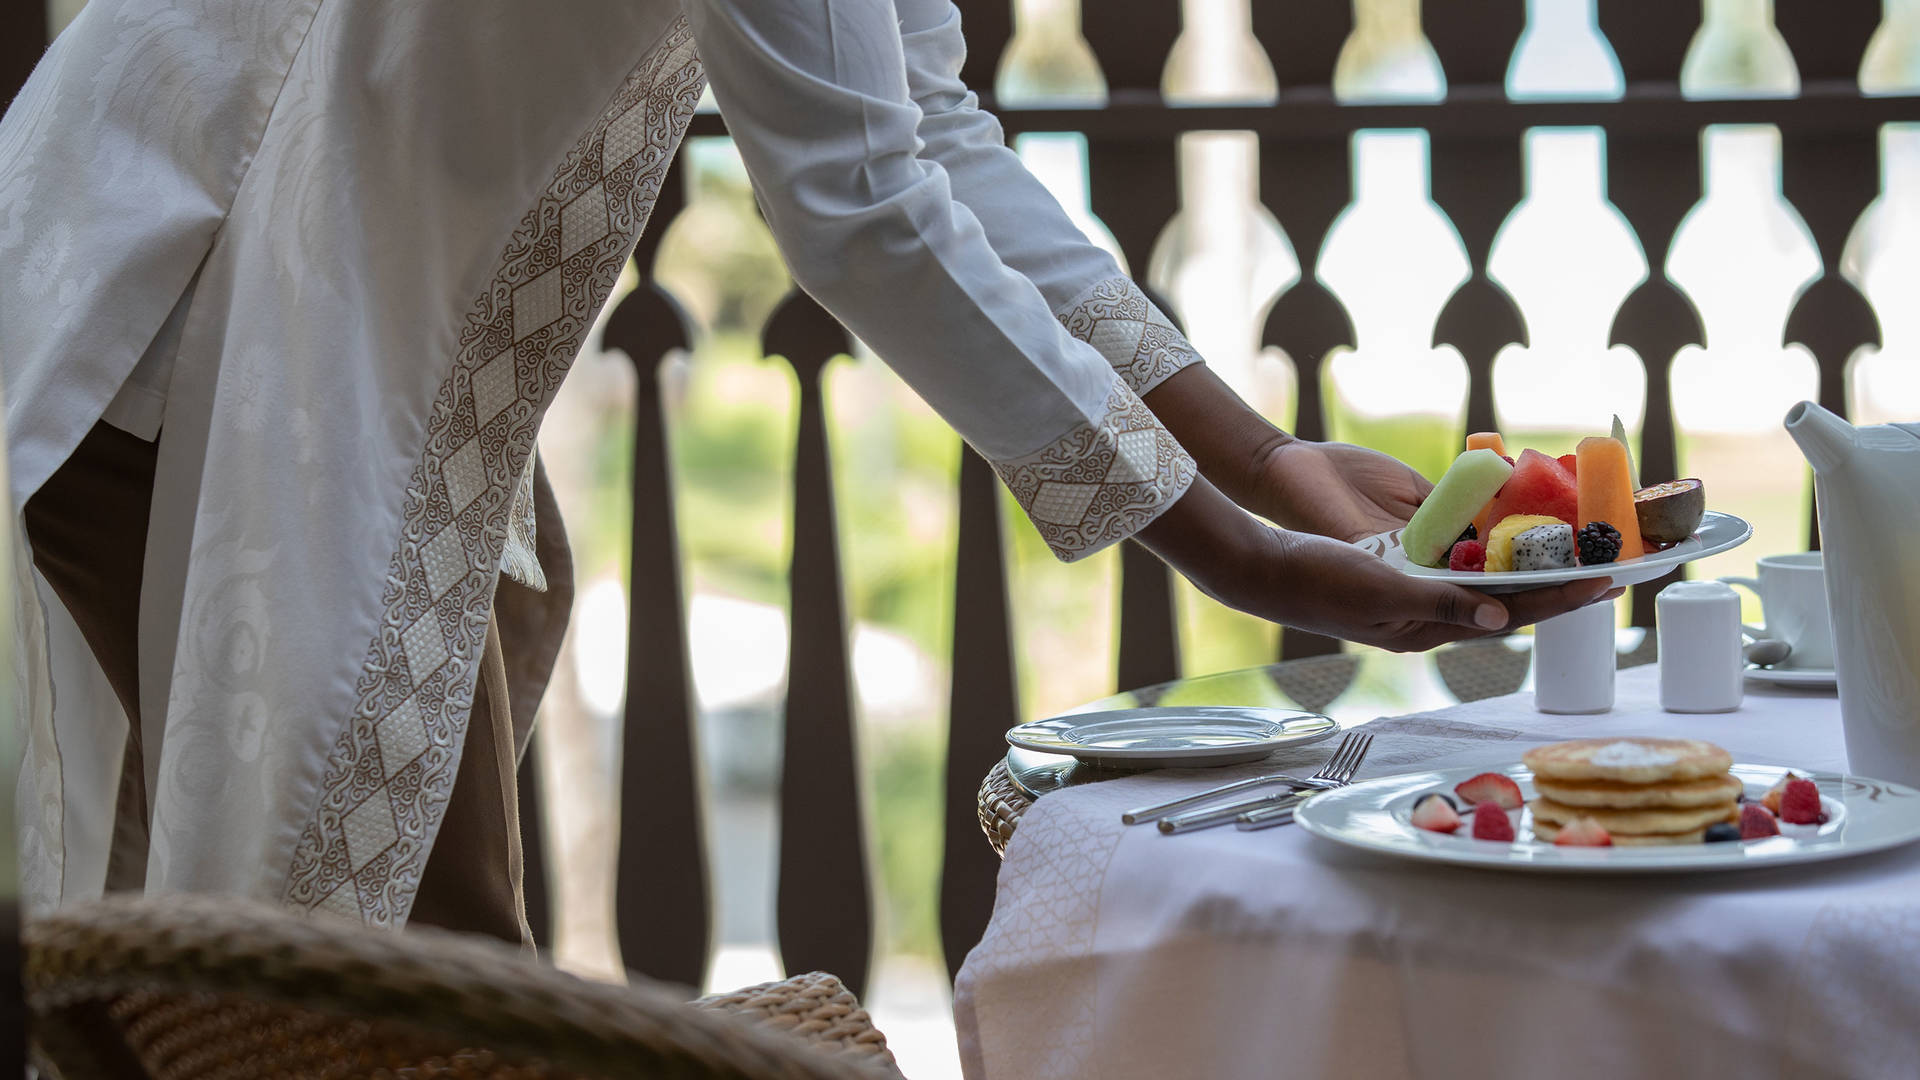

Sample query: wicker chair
[25,895,903,1080]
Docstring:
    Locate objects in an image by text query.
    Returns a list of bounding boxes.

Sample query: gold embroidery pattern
[1056,277,1200,395]
[991,380,1196,563]
[282,24,705,925]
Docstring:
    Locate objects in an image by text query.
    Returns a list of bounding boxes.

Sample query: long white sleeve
[893,0,1203,398]
[686,0,1194,560]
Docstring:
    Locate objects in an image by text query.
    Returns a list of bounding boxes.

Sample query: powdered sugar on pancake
[1591,741,1681,769]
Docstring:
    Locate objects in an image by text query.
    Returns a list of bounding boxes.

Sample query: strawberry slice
[1552,815,1612,847]
[1411,793,1462,834]
[1557,452,1578,478]
[1455,772,1524,810]
[1470,802,1515,842]
[1780,777,1825,825]
[1739,802,1780,839]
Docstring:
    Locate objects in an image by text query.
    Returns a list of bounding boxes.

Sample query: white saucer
[1744,664,1838,688]
[1004,706,1339,769]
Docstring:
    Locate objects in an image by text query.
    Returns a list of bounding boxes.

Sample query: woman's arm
[685,0,1613,645]
[892,1,1427,541]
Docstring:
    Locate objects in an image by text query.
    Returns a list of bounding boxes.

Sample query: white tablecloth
[954,667,1920,1080]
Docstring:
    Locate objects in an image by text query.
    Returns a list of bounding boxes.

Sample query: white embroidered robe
[2,0,1202,926]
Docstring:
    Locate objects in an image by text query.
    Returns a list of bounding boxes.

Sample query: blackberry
[1702,823,1741,843]
[1455,522,1477,544]
[1577,521,1622,565]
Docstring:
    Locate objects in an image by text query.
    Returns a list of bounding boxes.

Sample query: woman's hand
[1251,439,1433,543]
[1138,478,1619,653]
[1132,367,1433,542]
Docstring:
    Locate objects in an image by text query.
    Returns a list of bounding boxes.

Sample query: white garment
[2,1,1203,925]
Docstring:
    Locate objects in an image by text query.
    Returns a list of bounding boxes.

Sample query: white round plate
[1292,763,1920,874]
[1357,511,1752,594]
[1005,707,1338,769]
[1744,664,1838,688]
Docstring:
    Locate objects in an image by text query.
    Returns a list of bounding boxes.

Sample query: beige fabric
[21,424,532,944]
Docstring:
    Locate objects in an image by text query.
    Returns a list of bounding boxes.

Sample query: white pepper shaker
[1657,580,1745,713]
[1534,598,1617,715]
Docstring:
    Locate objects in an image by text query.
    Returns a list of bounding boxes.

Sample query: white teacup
[1719,552,1834,671]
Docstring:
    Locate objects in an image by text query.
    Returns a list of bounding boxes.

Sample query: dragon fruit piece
[1511,523,1575,571]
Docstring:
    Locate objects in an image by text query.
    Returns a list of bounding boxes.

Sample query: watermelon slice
[1482,449,1579,527]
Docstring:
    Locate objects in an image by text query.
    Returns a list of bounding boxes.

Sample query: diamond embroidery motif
[1058,277,1200,397]
[512,267,563,342]
[603,102,648,171]
[283,19,709,927]
[1105,428,1159,484]
[561,182,610,260]
[471,349,519,429]
[341,793,399,874]
[1089,320,1146,365]
[374,697,429,779]
[401,612,449,681]
[1030,481,1100,526]
[418,527,469,600]
[989,380,1197,562]
[442,440,486,514]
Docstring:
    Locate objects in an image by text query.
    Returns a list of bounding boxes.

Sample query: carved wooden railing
[7,0,1913,1011]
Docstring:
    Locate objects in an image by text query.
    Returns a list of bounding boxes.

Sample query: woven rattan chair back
[27,896,901,1080]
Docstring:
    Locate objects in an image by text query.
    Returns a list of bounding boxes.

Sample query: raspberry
[1470,802,1515,842]
[1577,521,1622,565]
[1449,539,1487,573]
[1780,777,1825,825]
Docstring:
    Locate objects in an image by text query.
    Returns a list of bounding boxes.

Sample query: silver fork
[1158,732,1373,835]
[1119,746,1351,826]
[1235,733,1374,830]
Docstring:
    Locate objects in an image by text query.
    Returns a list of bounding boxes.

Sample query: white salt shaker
[1657,580,1744,713]
[1534,598,1616,714]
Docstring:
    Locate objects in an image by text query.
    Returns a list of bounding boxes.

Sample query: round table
[976,632,1657,857]
[954,649,1910,1080]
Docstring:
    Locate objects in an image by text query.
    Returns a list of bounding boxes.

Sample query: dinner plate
[1292,763,1920,873]
[1357,511,1752,594]
[1744,664,1838,689]
[1004,706,1338,769]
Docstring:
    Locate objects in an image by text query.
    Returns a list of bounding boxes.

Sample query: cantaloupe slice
[1465,432,1510,538]
[1576,436,1644,561]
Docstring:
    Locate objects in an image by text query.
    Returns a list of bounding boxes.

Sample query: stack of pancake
[1523,737,1740,845]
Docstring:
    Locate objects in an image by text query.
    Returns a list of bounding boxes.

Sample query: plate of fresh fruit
[1359,418,1751,594]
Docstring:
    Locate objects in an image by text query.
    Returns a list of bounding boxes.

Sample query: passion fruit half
[1634,478,1705,544]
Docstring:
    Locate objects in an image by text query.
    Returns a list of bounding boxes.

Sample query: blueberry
[1703,823,1741,843]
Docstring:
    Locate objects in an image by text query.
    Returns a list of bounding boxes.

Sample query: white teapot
[1785,401,1920,785]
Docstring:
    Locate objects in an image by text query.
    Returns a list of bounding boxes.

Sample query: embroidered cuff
[1056,277,1201,396]
[991,380,1197,562]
